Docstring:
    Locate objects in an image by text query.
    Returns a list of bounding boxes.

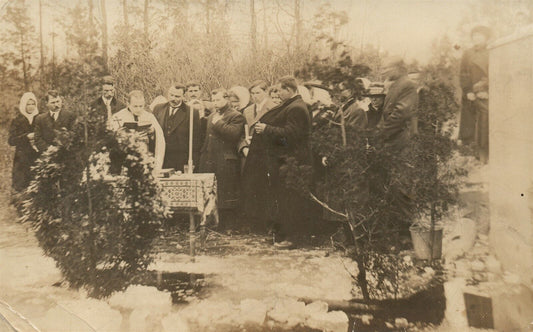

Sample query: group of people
[9,56,420,245]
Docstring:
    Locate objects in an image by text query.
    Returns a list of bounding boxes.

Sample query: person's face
[47,96,62,112]
[472,32,488,48]
[168,87,185,107]
[186,86,201,100]
[229,96,240,110]
[370,96,384,109]
[250,86,267,104]
[211,93,228,110]
[278,86,293,101]
[25,99,37,114]
[102,84,115,99]
[128,96,145,116]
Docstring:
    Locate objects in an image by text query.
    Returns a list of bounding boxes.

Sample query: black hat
[471,25,492,39]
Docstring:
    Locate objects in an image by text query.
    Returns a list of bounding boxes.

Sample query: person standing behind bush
[379,57,419,149]
[34,90,77,153]
[200,89,245,224]
[8,92,40,194]
[111,90,166,172]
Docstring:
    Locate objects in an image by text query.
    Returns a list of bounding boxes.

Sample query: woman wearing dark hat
[459,25,491,162]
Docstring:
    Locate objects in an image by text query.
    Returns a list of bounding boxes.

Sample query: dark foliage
[21,109,166,298]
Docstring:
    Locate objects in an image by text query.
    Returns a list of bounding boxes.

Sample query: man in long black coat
[200,89,245,215]
[242,76,312,244]
[153,84,201,171]
[34,90,77,153]
[380,57,419,150]
[459,25,490,162]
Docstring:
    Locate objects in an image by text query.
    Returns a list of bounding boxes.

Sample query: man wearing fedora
[459,25,491,160]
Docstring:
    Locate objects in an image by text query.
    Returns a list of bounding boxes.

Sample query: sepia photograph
[0,0,532,331]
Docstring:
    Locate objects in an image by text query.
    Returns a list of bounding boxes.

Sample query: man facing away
[153,84,201,172]
[34,90,77,153]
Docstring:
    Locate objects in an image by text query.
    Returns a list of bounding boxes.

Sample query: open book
[122,122,152,131]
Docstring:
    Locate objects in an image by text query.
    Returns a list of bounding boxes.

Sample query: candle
[244,124,250,140]
[188,106,194,174]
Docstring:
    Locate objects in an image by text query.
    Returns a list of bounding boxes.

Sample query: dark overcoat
[153,102,201,171]
[34,109,77,152]
[90,96,125,121]
[8,113,39,192]
[199,104,245,209]
[459,46,488,144]
[242,95,312,224]
[381,75,418,149]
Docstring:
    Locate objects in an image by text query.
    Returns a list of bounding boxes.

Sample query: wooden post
[188,100,195,261]
[189,212,195,262]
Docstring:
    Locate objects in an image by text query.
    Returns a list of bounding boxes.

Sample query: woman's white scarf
[19,92,39,125]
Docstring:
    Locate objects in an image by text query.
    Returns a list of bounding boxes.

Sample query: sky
[0,0,503,65]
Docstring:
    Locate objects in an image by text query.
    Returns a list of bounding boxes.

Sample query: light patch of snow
[107,285,172,313]
[238,299,267,325]
[54,298,122,332]
[443,218,477,260]
[306,310,349,332]
[443,278,469,329]
[161,312,190,332]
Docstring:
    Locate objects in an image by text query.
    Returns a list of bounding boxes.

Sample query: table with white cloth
[157,173,218,260]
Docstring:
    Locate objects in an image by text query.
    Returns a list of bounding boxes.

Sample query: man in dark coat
[34,90,77,153]
[242,76,312,244]
[199,89,245,214]
[459,25,491,161]
[153,84,201,171]
[380,57,419,149]
[90,76,125,125]
[378,57,419,221]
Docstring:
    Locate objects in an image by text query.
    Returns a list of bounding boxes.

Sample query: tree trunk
[88,0,93,24]
[39,0,45,85]
[122,0,129,26]
[205,0,210,35]
[250,0,257,56]
[261,0,268,48]
[19,33,29,91]
[144,0,149,40]
[294,0,301,52]
[100,0,108,71]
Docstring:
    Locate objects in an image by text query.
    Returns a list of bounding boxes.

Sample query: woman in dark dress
[8,92,39,193]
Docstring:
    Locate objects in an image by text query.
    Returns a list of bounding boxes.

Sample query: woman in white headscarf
[228,86,251,113]
[8,92,40,193]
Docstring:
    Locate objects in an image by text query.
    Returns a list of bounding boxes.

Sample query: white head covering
[297,85,312,105]
[310,87,333,106]
[229,86,250,110]
[19,92,39,124]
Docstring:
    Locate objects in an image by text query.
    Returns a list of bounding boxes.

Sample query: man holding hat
[459,25,491,156]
